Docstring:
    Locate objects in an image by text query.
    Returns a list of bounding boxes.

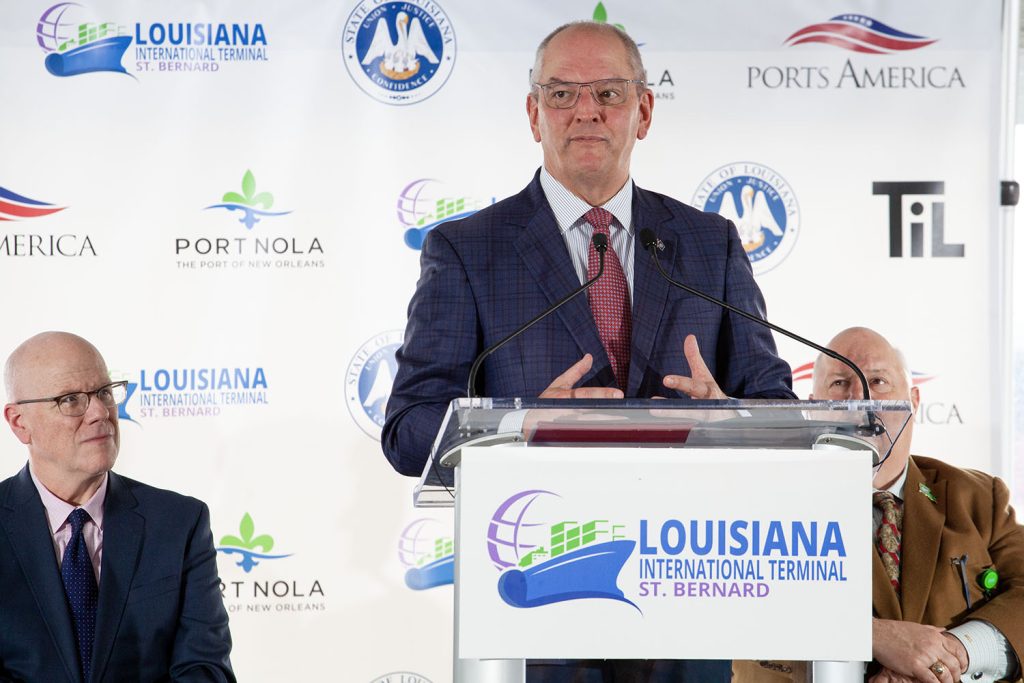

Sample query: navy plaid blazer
[383,171,795,476]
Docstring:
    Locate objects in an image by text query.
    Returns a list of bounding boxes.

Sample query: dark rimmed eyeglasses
[532,78,646,109]
[14,381,128,417]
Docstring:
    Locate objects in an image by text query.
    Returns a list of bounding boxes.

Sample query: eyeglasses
[532,79,645,109]
[14,381,128,417]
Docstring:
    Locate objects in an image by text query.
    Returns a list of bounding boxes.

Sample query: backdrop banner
[0,1,1014,680]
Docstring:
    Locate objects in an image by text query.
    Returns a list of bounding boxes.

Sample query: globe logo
[397,178,495,250]
[398,518,454,590]
[693,162,800,275]
[345,330,403,440]
[487,490,637,609]
[341,0,456,106]
[36,3,131,77]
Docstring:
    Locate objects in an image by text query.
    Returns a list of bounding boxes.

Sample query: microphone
[466,233,608,398]
[638,228,885,438]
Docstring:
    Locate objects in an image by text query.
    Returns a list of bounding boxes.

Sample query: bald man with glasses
[384,20,794,683]
[0,331,234,683]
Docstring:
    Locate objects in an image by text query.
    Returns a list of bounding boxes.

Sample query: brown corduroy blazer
[733,455,1024,683]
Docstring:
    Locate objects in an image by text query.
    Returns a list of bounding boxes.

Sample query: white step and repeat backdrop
[0,1,1017,680]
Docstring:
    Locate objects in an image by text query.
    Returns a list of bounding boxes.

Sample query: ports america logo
[36,2,269,78]
[0,185,96,257]
[784,15,937,54]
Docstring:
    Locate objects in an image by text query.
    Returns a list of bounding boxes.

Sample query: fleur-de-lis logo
[220,512,275,552]
[221,170,274,210]
[216,513,292,573]
[204,170,292,230]
[592,3,626,32]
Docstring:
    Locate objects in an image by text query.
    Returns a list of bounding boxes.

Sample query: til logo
[873,181,964,258]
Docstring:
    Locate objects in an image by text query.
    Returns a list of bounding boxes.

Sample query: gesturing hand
[662,335,727,399]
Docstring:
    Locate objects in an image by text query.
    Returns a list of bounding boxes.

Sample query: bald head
[811,327,918,489]
[531,21,647,87]
[4,331,108,403]
[811,327,911,400]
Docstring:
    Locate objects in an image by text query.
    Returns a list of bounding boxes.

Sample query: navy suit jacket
[0,466,234,683]
[383,171,795,476]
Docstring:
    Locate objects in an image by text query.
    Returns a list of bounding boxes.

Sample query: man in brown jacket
[734,327,1023,683]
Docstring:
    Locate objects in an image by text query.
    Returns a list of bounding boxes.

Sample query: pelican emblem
[716,184,784,251]
[361,11,439,80]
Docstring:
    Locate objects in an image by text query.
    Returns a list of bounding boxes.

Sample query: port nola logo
[216,512,326,615]
[398,518,454,590]
[176,170,325,270]
[692,163,799,275]
[0,185,94,257]
[397,179,495,250]
[488,490,849,609]
[36,2,268,78]
[120,366,269,420]
[346,330,403,439]
[342,0,456,105]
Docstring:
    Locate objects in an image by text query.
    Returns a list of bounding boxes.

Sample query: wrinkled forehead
[539,29,633,81]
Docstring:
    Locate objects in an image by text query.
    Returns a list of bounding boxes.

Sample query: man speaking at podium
[384,20,794,683]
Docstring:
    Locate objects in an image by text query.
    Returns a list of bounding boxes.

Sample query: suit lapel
[872,549,902,619]
[900,457,946,623]
[513,200,610,378]
[91,472,143,683]
[627,188,675,397]
[0,466,81,683]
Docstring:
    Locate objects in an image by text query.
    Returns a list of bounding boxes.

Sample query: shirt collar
[29,464,108,534]
[874,461,909,502]
[539,167,634,236]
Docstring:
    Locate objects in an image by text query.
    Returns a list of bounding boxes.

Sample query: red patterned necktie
[873,491,903,593]
[584,207,631,391]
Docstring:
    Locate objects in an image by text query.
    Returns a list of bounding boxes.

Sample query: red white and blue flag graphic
[0,186,65,221]
[785,14,937,54]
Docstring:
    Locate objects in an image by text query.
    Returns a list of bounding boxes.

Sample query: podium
[413,398,912,683]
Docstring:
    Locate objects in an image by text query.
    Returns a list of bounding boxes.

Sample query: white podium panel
[456,446,872,662]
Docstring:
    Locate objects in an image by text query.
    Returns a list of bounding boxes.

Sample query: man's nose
[573,84,602,121]
[84,392,113,421]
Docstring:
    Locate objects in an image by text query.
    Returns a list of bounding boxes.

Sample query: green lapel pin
[919,482,937,503]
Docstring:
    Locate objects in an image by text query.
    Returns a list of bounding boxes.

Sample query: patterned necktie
[873,491,903,593]
[584,207,632,391]
[62,508,98,683]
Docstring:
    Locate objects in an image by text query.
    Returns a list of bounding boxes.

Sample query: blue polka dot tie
[62,508,97,683]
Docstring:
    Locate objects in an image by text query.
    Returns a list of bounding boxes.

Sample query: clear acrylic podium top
[413,398,912,507]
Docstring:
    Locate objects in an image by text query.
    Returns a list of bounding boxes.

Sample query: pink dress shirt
[29,465,106,582]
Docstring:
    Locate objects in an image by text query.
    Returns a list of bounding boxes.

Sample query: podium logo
[488,490,636,609]
[341,0,456,106]
[397,179,495,250]
[784,15,936,54]
[873,181,963,258]
[398,518,454,590]
[346,330,403,440]
[693,163,800,275]
[217,513,293,573]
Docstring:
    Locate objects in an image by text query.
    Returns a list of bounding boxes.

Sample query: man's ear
[527,93,542,142]
[910,385,921,412]
[4,404,32,445]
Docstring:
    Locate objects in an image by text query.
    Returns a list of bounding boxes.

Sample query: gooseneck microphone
[466,233,608,398]
[638,228,884,437]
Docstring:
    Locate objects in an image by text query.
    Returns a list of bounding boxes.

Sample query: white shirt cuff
[948,619,1018,682]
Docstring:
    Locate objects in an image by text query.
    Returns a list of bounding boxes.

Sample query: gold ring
[930,661,945,676]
